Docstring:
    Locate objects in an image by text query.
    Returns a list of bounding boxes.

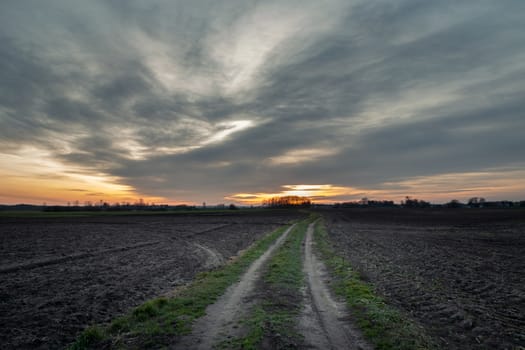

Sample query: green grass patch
[69,326,105,350]
[313,219,436,350]
[221,218,313,349]
[217,306,266,350]
[68,223,294,350]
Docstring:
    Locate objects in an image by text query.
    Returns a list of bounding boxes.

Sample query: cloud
[0,0,524,204]
[268,148,339,165]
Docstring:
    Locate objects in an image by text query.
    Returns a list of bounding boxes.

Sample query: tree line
[262,196,312,208]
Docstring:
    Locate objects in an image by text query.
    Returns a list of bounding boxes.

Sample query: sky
[1,0,524,206]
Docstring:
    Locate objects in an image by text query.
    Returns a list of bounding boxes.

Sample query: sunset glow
[226,184,365,205]
[0,148,168,205]
[227,170,525,205]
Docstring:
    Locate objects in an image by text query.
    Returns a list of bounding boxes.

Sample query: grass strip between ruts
[68,223,295,350]
[313,219,436,350]
[219,217,313,349]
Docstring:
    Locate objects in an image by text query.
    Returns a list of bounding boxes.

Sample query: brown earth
[320,208,525,350]
[0,210,303,350]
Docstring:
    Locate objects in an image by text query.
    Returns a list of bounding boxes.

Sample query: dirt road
[173,221,370,349]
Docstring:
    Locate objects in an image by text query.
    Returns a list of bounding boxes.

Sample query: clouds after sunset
[1,1,524,205]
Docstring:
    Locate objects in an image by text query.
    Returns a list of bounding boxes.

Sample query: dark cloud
[1,0,524,203]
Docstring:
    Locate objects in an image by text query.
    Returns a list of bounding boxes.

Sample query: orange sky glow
[2,145,525,207]
[0,148,172,205]
[2,149,524,206]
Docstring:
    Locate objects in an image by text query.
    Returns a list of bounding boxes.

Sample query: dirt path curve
[173,224,296,349]
[192,242,225,269]
[299,222,372,350]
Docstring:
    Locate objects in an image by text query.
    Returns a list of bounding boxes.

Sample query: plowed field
[0,211,303,349]
[322,208,525,349]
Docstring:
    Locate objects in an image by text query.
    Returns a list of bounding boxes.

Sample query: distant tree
[229,204,238,210]
[367,200,396,207]
[402,196,430,208]
[338,199,396,208]
[445,199,463,208]
[262,196,311,208]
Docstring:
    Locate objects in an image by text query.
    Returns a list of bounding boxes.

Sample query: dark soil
[0,210,302,349]
[320,208,525,349]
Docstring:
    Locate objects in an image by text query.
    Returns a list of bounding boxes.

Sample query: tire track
[0,241,161,274]
[192,242,225,269]
[299,222,372,350]
[173,224,296,349]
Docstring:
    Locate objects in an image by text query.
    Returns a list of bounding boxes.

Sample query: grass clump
[68,326,105,350]
[217,306,266,350]
[313,219,436,350]
[68,224,294,350]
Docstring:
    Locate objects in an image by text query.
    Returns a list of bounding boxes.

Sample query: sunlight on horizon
[226,171,525,205]
[225,184,365,205]
[2,148,524,206]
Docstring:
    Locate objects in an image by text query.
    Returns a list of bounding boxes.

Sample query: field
[321,208,525,349]
[2,208,524,350]
[0,210,303,349]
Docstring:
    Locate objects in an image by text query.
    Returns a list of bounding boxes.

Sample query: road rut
[299,222,372,350]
